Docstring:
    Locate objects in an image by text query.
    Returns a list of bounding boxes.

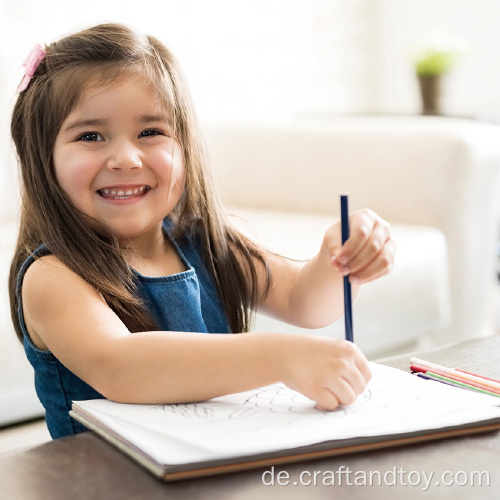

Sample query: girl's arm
[22,255,370,410]
[258,209,395,328]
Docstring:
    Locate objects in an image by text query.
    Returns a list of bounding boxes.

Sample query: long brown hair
[9,23,269,341]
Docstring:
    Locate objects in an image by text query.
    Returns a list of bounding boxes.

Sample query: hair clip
[16,43,46,93]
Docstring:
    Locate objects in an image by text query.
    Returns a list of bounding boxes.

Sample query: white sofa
[1,115,500,427]
[205,116,500,353]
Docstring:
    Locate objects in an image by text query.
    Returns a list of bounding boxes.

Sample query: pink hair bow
[16,43,46,93]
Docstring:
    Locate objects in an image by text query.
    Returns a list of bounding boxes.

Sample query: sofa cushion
[229,208,451,358]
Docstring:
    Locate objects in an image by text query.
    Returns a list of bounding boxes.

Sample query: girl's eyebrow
[62,118,107,133]
[139,114,171,124]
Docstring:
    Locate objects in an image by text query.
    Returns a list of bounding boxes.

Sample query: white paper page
[73,363,500,464]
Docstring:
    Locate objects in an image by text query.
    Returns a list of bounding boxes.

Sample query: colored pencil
[410,357,500,392]
[410,364,500,396]
[455,368,500,384]
[416,371,500,398]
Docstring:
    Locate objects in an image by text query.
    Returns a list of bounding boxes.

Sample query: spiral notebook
[70,363,500,481]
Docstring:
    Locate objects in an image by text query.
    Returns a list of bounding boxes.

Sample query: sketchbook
[70,363,500,481]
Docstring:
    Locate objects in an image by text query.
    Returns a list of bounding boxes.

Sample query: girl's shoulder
[20,251,128,361]
[21,254,98,352]
[22,253,102,316]
[23,253,75,286]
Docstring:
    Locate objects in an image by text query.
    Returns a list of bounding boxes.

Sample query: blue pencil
[340,194,353,342]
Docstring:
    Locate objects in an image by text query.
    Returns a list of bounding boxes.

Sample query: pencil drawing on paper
[151,379,423,428]
[241,383,371,414]
[150,387,382,441]
[153,383,373,421]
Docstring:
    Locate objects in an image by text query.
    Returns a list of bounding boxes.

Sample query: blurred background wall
[1,0,500,219]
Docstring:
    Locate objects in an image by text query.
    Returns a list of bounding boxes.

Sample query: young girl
[9,23,395,439]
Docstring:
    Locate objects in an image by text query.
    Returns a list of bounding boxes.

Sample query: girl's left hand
[326,209,395,284]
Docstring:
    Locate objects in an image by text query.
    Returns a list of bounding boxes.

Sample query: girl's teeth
[99,186,147,199]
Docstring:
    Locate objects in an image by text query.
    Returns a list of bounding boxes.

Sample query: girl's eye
[140,129,164,138]
[77,132,103,142]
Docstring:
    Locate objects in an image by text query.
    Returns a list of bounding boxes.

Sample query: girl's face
[53,75,185,245]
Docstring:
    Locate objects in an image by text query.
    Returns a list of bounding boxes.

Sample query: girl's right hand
[277,335,371,410]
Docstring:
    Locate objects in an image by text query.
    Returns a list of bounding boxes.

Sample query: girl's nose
[106,141,143,171]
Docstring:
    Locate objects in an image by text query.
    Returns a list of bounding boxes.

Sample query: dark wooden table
[2,336,500,499]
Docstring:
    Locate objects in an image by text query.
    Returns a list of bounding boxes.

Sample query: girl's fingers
[356,356,372,384]
[314,389,340,411]
[281,337,372,412]
[314,379,356,410]
[330,210,394,282]
[342,218,390,273]
[349,236,396,283]
[341,368,367,397]
[336,210,378,263]
[314,368,368,411]
[317,356,371,410]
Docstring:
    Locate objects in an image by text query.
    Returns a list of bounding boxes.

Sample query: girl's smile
[97,184,151,203]
[53,75,185,247]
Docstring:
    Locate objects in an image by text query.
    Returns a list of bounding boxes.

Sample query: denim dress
[16,219,230,439]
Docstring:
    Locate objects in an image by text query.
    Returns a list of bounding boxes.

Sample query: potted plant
[413,44,460,115]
